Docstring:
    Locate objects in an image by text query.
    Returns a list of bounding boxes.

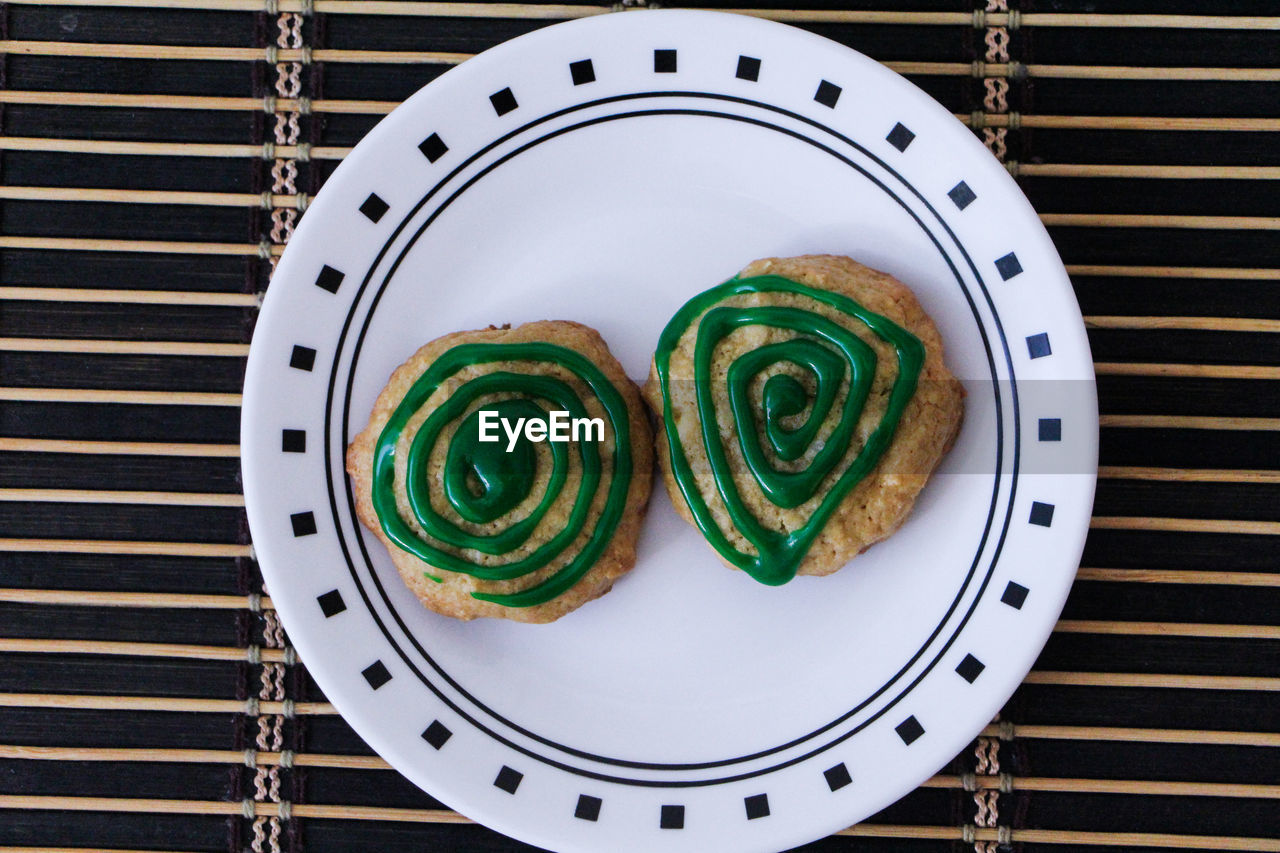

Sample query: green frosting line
[370,342,632,608]
[653,275,925,586]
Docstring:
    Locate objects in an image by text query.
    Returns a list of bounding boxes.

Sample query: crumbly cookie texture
[346,320,653,623]
[644,255,965,578]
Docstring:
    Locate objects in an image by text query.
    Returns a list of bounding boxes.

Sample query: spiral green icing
[371,342,633,608]
[653,275,925,586]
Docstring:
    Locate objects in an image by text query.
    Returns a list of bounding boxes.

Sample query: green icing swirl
[371,342,633,608]
[653,274,925,586]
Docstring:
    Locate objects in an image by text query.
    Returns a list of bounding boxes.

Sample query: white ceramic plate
[242,10,1097,852]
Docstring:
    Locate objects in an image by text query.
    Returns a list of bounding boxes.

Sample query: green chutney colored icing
[653,274,925,586]
[371,342,632,608]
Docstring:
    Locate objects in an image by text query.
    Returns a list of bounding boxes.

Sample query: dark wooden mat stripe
[1,1,1277,851]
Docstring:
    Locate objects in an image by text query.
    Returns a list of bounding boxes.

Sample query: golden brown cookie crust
[643,255,964,578]
[347,320,653,623]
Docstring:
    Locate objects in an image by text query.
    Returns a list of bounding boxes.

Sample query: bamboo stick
[8,1,1274,30]
[0,186,302,209]
[0,539,251,557]
[0,693,332,714]
[1076,568,1280,586]
[0,338,249,357]
[1021,163,1280,179]
[1085,316,1280,332]
[0,287,260,307]
[0,744,392,768]
[1096,466,1280,483]
[0,235,280,256]
[5,622,1271,665]
[1026,64,1280,82]
[6,744,1280,800]
[4,795,1280,849]
[0,437,241,456]
[1055,620,1280,640]
[1092,363,1280,379]
[0,639,288,663]
[0,0,598,13]
[1005,830,1280,851]
[15,186,1280,239]
[1090,517,1280,535]
[6,175,1280,220]
[5,739,1277,767]
[1043,213,1280,229]
[1068,265,1280,279]
[1025,672,1280,691]
[1012,13,1280,31]
[0,794,275,816]
[0,388,242,406]
[0,40,268,61]
[0,137,349,159]
[993,724,1280,748]
[1099,415,1280,430]
[0,90,397,115]
[8,40,1279,82]
[0,589,270,609]
[0,744,268,764]
[0,0,1277,32]
[6,89,1280,131]
[0,488,244,507]
[13,185,1280,236]
[290,804,470,822]
[981,777,1280,799]
[0,40,471,65]
[0,90,279,111]
[841,825,1280,850]
[838,826,958,840]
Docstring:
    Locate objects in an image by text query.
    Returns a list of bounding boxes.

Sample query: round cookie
[347,320,653,623]
[645,255,964,583]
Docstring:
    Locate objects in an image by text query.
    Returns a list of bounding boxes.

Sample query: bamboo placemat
[1,0,1277,851]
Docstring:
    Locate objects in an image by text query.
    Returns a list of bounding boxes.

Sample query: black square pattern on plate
[421,720,451,750]
[281,429,305,453]
[956,653,986,683]
[948,181,977,210]
[736,55,761,81]
[1039,418,1062,441]
[289,345,316,371]
[995,252,1023,280]
[744,793,770,820]
[660,805,684,829]
[362,660,392,690]
[316,589,346,618]
[290,511,316,537]
[824,762,852,791]
[490,87,518,116]
[575,794,602,821]
[654,49,677,73]
[359,193,389,223]
[895,715,925,745]
[1029,501,1055,527]
[886,122,915,152]
[814,79,841,108]
[314,264,344,294]
[419,132,448,162]
[570,59,595,85]
[1026,333,1052,359]
[1002,581,1029,610]
[494,765,523,794]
